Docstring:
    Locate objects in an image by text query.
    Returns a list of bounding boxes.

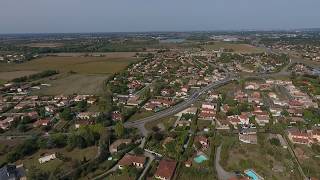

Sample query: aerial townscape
[0,30,320,180]
[1,1,320,180]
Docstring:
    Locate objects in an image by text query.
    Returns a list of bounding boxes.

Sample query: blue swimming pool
[194,155,208,163]
[245,169,260,180]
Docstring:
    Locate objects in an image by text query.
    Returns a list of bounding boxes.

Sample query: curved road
[215,145,236,180]
[123,77,236,129]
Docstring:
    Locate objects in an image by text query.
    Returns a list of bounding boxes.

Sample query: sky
[1,0,320,34]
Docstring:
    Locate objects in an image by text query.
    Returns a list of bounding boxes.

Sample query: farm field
[0,70,39,81]
[0,55,137,75]
[203,41,265,54]
[24,43,64,48]
[32,73,108,95]
[0,52,138,94]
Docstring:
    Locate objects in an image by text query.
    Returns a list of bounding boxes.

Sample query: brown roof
[155,159,177,180]
[118,154,146,166]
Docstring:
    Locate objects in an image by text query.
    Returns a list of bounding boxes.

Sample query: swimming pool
[194,155,208,163]
[244,169,263,180]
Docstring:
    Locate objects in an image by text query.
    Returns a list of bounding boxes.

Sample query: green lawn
[197,120,212,131]
[178,166,216,180]
[128,110,155,121]
[144,116,176,131]
[19,146,98,175]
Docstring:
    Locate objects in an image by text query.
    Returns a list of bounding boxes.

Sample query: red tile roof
[118,154,146,167]
[155,159,177,180]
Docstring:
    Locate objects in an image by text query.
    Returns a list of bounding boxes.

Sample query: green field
[18,146,98,175]
[128,110,155,121]
[144,116,176,131]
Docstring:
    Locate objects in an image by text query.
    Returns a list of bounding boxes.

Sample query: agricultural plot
[1,53,138,95]
[0,55,137,75]
[203,42,265,54]
[0,70,39,81]
[32,74,108,95]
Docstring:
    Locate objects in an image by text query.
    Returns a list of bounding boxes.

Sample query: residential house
[38,153,56,164]
[239,128,257,144]
[270,107,282,117]
[245,82,260,90]
[201,102,216,110]
[76,112,99,120]
[118,154,146,169]
[154,159,177,180]
[33,119,51,128]
[0,117,16,130]
[127,96,141,106]
[287,129,311,146]
[109,139,132,154]
[194,136,209,149]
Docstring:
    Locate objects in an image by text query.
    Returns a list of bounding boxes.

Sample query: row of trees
[12,70,58,83]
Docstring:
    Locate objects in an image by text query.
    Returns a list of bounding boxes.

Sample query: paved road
[123,77,236,129]
[215,145,236,180]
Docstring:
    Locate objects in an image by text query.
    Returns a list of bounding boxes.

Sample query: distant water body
[159,38,185,43]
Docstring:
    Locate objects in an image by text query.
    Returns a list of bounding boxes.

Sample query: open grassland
[294,145,320,178]
[17,146,98,175]
[0,55,137,75]
[32,73,108,95]
[203,41,265,53]
[221,135,301,180]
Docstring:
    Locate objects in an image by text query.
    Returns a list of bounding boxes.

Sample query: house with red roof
[155,159,177,180]
[194,136,209,149]
[287,129,312,146]
[118,154,146,169]
[33,119,51,128]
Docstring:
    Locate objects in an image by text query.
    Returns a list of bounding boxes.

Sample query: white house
[39,153,56,164]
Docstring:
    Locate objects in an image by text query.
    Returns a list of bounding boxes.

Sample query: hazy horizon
[1,0,320,34]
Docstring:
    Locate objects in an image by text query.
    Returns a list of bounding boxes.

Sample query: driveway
[215,145,236,180]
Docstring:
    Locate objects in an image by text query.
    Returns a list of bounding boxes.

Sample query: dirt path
[215,145,236,180]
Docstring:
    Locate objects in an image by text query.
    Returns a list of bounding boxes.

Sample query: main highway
[123,76,236,129]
